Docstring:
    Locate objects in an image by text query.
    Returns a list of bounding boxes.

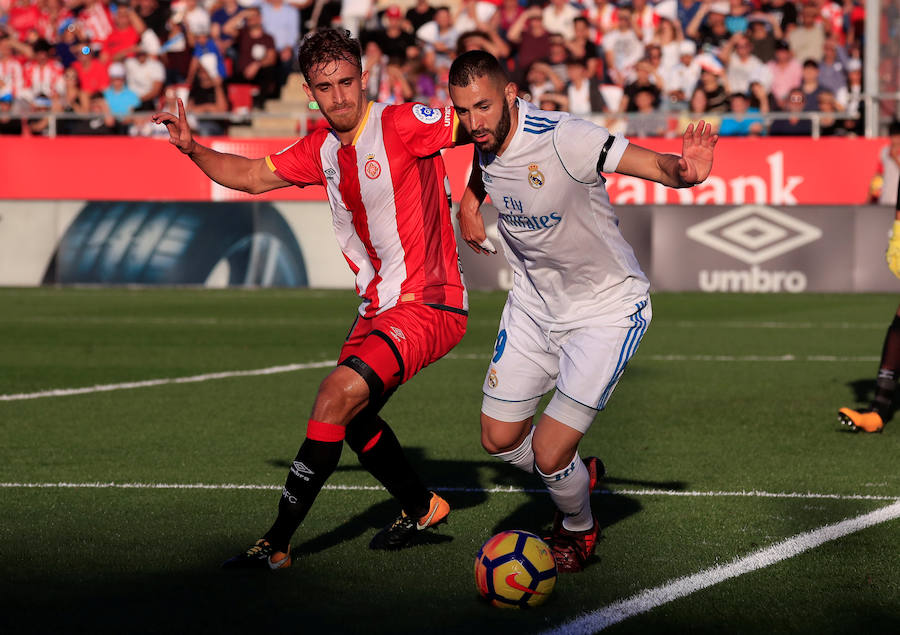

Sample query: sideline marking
[643,354,879,363]
[1,315,886,330]
[0,353,878,402]
[668,321,885,330]
[0,482,897,502]
[0,361,337,402]
[541,500,900,635]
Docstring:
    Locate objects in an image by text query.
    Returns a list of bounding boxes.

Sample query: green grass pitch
[1,288,898,634]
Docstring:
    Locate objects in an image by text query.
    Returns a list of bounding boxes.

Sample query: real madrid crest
[527,163,544,189]
[364,153,381,179]
[488,368,498,389]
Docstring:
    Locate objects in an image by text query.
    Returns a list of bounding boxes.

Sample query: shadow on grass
[267,446,686,565]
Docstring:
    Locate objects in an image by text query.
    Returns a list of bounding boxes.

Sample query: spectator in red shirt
[103,6,145,62]
[72,45,110,95]
[7,0,43,42]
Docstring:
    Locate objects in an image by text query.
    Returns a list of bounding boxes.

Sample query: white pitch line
[542,500,900,635]
[1,316,887,330]
[643,354,879,363]
[667,321,886,330]
[0,482,896,502]
[0,353,878,402]
[0,361,337,402]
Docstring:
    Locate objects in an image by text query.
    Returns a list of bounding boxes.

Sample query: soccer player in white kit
[448,50,718,572]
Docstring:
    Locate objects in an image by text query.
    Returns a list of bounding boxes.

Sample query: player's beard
[321,99,362,133]
[473,99,512,155]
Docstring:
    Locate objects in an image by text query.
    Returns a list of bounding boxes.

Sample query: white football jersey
[478,98,649,326]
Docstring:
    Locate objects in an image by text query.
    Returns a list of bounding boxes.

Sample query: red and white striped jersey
[0,57,25,98]
[583,4,617,45]
[634,5,660,44]
[23,60,65,99]
[35,8,74,43]
[819,2,845,45]
[267,101,467,318]
[79,2,114,45]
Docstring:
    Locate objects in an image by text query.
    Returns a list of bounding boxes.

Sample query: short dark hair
[297,28,362,81]
[448,50,508,88]
[889,119,900,137]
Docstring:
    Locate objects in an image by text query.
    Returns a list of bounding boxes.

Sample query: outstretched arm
[615,120,718,188]
[152,98,289,194]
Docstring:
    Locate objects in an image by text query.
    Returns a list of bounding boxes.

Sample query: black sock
[872,315,900,418]
[264,431,343,552]
[346,414,431,518]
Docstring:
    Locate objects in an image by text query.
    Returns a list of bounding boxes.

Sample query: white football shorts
[481,296,651,432]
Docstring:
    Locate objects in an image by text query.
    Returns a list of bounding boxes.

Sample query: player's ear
[360,69,369,92]
[504,81,517,107]
[302,82,313,102]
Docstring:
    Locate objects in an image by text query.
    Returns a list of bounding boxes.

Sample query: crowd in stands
[0,0,873,137]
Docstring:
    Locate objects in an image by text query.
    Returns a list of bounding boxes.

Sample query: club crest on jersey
[528,163,544,189]
[364,153,381,179]
[412,103,443,124]
[488,368,498,389]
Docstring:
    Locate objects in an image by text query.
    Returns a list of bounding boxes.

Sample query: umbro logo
[324,168,336,180]
[389,326,406,342]
[291,461,314,480]
[686,205,822,265]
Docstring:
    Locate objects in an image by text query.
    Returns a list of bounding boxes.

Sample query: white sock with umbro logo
[536,454,593,532]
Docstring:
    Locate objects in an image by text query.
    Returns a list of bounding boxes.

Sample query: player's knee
[532,444,573,475]
[480,414,528,455]
[311,369,370,425]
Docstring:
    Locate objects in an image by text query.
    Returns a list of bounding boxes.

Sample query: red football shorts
[338,303,467,393]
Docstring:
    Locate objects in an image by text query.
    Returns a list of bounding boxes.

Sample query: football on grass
[474,530,557,608]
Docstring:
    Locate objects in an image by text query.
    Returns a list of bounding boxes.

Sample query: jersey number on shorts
[492,329,507,363]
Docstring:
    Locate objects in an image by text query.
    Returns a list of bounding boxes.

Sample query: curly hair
[297,28,362,81]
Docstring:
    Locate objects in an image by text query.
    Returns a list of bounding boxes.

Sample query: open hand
[678,120,718,185]
[151,98,195,154]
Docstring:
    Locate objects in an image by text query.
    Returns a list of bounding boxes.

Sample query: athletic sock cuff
[490,426,535,460]
[536,454,581,481]
[306,419,346,443]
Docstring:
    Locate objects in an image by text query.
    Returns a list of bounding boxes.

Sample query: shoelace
[391,514,414,530]
[246,542,269,557]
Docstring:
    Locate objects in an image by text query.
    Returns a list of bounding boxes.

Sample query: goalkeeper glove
[887,220,900,279]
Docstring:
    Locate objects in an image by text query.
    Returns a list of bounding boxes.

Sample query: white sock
[490,426,535,474]
[536,454,593,532]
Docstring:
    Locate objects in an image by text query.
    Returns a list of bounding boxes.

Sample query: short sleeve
[265,132,324,187]
[389,102,459,158]
[554,117,629,183]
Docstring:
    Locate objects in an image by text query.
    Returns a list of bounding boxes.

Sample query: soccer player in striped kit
[154,28,469,568]
[448,50,718,572]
